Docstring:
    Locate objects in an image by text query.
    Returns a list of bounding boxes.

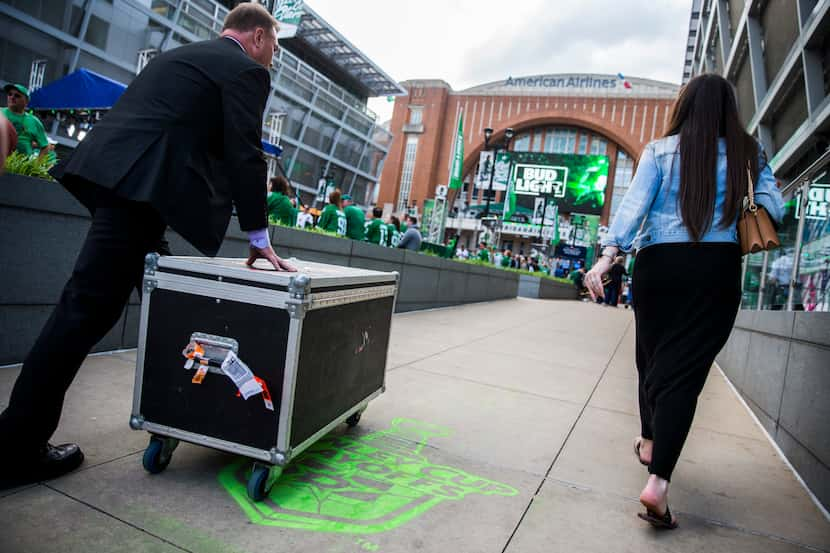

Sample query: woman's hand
[585,256,613,301]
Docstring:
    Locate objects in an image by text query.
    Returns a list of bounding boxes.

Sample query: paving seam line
[585,403,771,444]
[386,314,573,373]
[0,347,140,370]
[714,361,830,523]
[43,484,196,553]
[543,475,830,553]
[402,364,585,407]
[499,318,633,553]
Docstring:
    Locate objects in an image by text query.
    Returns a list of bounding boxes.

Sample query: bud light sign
[513,164,569,197]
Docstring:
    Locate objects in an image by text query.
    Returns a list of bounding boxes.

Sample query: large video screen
[508,152,609,216]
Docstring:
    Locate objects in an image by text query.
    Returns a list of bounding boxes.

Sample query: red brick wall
[379,81,676,224]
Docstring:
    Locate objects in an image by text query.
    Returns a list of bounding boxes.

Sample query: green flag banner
[449,113,464,190]
[273,0,304,39]
[503,175,517,221]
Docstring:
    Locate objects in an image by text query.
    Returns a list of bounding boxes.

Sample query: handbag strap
[745,165,757,213]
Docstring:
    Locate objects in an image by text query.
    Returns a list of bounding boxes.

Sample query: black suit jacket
[52,38,271,256]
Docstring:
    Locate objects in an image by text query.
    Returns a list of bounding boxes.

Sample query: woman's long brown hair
[663,74,758,241]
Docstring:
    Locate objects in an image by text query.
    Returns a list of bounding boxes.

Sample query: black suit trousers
[0,190,166,453]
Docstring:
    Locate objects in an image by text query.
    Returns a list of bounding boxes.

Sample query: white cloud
[305,0,692,122]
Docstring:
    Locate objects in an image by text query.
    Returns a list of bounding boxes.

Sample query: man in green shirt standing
[364,206,388,246]
[341,194,365,241]
[2,84,53,160]
[317,188,347,236]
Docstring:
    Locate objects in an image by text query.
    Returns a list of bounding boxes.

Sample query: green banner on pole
[273,0,304,39]
[503,176,516,221]
[449,114,464,190]
[550,205,560,246]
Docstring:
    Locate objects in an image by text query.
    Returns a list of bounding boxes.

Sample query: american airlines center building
[378,74,680,256]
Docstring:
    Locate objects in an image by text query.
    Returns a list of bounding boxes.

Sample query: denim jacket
[603,135,785,252]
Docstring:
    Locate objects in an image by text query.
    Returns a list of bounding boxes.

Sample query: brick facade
[379,75,680,226]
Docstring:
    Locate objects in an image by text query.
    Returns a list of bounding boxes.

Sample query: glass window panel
[314,92,345,120]
[83,14,109,49]
[351,177,372,206]
[795,180,830,311]
[512,133,530,152]
[334,131,363,168]
[289,149,326,188]
[272,93,305,140]
[762,197,799,310]
[590,136,608,155]
[345,111,372,135]
[409,106,423,125]
[302,113,336,153]
[578,134,588,155]
[741,252,765,309]
[397,135,419,213]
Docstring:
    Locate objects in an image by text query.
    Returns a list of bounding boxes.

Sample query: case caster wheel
[247,463,282,502]
[346,410,362,428]
[142,435,178,474]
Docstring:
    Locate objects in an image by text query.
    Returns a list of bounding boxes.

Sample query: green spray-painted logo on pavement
[218,419,517,534]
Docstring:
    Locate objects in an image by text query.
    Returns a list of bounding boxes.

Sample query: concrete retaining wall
[716,311,830,510]
[517,275,579,300]
[0,173,518,365]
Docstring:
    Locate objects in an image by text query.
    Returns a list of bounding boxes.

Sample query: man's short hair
[372,207,383,218]
[223,2,278,33]
[408,215,418,226]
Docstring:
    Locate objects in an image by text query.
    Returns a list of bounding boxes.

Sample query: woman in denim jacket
[585,74,784,529]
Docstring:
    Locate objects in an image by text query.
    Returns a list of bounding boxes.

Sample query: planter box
[0,173,521,364]
[518,274,578,300]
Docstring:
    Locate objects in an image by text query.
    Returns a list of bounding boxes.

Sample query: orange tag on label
[191,363,208,384]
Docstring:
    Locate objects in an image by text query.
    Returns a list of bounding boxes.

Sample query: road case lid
[155,256,397,291]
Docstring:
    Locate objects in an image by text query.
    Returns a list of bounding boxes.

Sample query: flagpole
[445,108,463,215]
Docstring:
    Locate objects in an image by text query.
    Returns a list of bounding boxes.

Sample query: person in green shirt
[387,215,402,248]
[364,206,388,246]
[266,175,298,226]
[477,242,490,262]
[501,249,512,268]
[341,193,365,241]
[2,84,54,161]
[317,188,347,236]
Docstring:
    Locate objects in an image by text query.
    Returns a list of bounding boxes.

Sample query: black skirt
[632,242,742,479]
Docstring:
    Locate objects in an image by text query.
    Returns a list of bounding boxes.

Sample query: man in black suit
[0,2,295,488]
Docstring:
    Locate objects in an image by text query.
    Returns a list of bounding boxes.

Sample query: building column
[68,0,97,73]
[745,15,769,111]
[716,0,732,63]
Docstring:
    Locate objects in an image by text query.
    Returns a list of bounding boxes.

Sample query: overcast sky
[306,0,693,122]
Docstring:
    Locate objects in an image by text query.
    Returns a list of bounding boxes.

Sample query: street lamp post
[482,127,514,220]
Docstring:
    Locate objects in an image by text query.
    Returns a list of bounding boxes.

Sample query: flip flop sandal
[638,505,678,530]
[633,438,650,466]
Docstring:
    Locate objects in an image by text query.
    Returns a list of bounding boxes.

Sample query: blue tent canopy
[261,141,282,157]
[29,68,127,110]
[30,67,283,157]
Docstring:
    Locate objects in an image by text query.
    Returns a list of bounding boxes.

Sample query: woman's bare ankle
[636,437,653,464]
[640,475,670,514]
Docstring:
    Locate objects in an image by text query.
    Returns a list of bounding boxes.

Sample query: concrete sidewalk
[1,298,828,553]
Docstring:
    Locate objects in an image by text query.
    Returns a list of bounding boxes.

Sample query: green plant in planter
[3,152,55,180]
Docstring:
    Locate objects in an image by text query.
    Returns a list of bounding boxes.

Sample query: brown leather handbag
[738,168,780,255]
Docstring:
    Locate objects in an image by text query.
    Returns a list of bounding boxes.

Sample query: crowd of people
[265,175,422,251]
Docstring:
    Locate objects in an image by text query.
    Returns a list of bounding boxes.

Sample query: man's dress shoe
[0,443,84,490]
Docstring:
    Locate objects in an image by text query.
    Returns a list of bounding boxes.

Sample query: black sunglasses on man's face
[7,92,24,99]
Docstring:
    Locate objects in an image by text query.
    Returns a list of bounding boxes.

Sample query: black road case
[130,254,398,501]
